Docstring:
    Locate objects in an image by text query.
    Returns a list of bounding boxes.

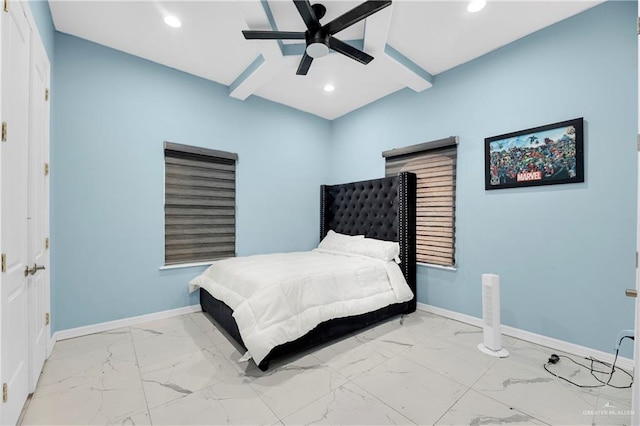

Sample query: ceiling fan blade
[296,52,314,75]
[329,37,374,64]
[293,0,320,30]
[325,0,392,35]
[242,30,306,40]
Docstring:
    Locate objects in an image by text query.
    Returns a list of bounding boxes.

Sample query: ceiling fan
[242,0,392,75]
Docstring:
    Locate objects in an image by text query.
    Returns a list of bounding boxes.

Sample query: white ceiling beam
[229,59,286,100]
[363,3,393,55]
[235,0,283,62]
[231,1,286,100]
[362,3,432,93]
[382,44,433,92]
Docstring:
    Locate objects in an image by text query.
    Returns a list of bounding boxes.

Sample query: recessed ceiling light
[164,15,182,28]
[467,0,486,13]
[324,84,335,92]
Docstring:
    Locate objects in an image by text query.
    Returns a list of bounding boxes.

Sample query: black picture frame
[485,117,584,190]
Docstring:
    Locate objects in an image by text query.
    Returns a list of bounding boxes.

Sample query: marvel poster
[485,118,584,190]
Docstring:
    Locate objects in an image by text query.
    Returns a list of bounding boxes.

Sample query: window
[383,137,458,267]
[164,142,237,265]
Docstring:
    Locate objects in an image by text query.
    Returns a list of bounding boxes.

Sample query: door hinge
[44,163,49,176]
[2,383,7,403]
[45,88,49,101]
[45,312,50,326]
[45,238,49,250]
[3,0,8,13]
[1,254,5,273]
[1,122,6,142]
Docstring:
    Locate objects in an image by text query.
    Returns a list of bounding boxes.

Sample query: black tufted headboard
[320,172,417,310]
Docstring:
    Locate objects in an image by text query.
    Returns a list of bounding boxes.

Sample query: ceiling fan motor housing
[306,29,330,58]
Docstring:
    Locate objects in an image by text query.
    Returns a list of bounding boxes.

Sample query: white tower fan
[477,274,509,358]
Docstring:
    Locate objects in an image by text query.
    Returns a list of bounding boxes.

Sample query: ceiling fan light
[307,42,329,58]
[467,0,486,13]
[324,84,335,92]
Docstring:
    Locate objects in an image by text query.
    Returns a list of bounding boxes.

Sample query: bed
[190,172,416,371]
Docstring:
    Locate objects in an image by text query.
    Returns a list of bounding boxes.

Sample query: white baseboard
[417,303,634,370]
[52,304,202,342]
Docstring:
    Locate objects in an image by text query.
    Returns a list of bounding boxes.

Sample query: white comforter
[188,248,413,366]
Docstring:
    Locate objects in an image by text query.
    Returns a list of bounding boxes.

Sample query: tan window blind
[164,142,237,265]
[383,137,457,267]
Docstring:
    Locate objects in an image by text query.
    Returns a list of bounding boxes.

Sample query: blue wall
[51,34,331,331]
[330,1,638,354]
[27,0,54,60]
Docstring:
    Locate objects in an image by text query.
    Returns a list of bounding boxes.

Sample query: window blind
[383,137,457,267]
[164,142,237,265]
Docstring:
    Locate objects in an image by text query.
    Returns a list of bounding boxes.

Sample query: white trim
[417,303,634,370]
[417,262,457,272]
[160,261,214,271]
[54,304,202,341]
[21,2,45,62]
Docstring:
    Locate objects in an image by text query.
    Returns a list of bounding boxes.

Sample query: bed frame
[200,172,417,371]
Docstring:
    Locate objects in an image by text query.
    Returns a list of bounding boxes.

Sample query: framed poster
[485,117,584,190]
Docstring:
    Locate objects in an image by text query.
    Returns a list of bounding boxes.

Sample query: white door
[633,3,640,423]
[27,28,50,392]
[0,0,31,424]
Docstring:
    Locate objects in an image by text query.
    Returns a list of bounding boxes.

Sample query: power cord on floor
[543,335,634,389]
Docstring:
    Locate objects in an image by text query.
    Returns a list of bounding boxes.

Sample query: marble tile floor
[19,311,633,425]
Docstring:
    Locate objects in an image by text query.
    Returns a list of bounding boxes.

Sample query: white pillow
[348,237,400,262]
[319,231,400,262]
[318,230,364,251]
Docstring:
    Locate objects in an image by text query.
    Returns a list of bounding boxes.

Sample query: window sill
[417,262,457,272]
[159,261,214,271]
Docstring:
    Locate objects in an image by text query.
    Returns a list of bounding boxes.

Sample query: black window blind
[164,142,237,265]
